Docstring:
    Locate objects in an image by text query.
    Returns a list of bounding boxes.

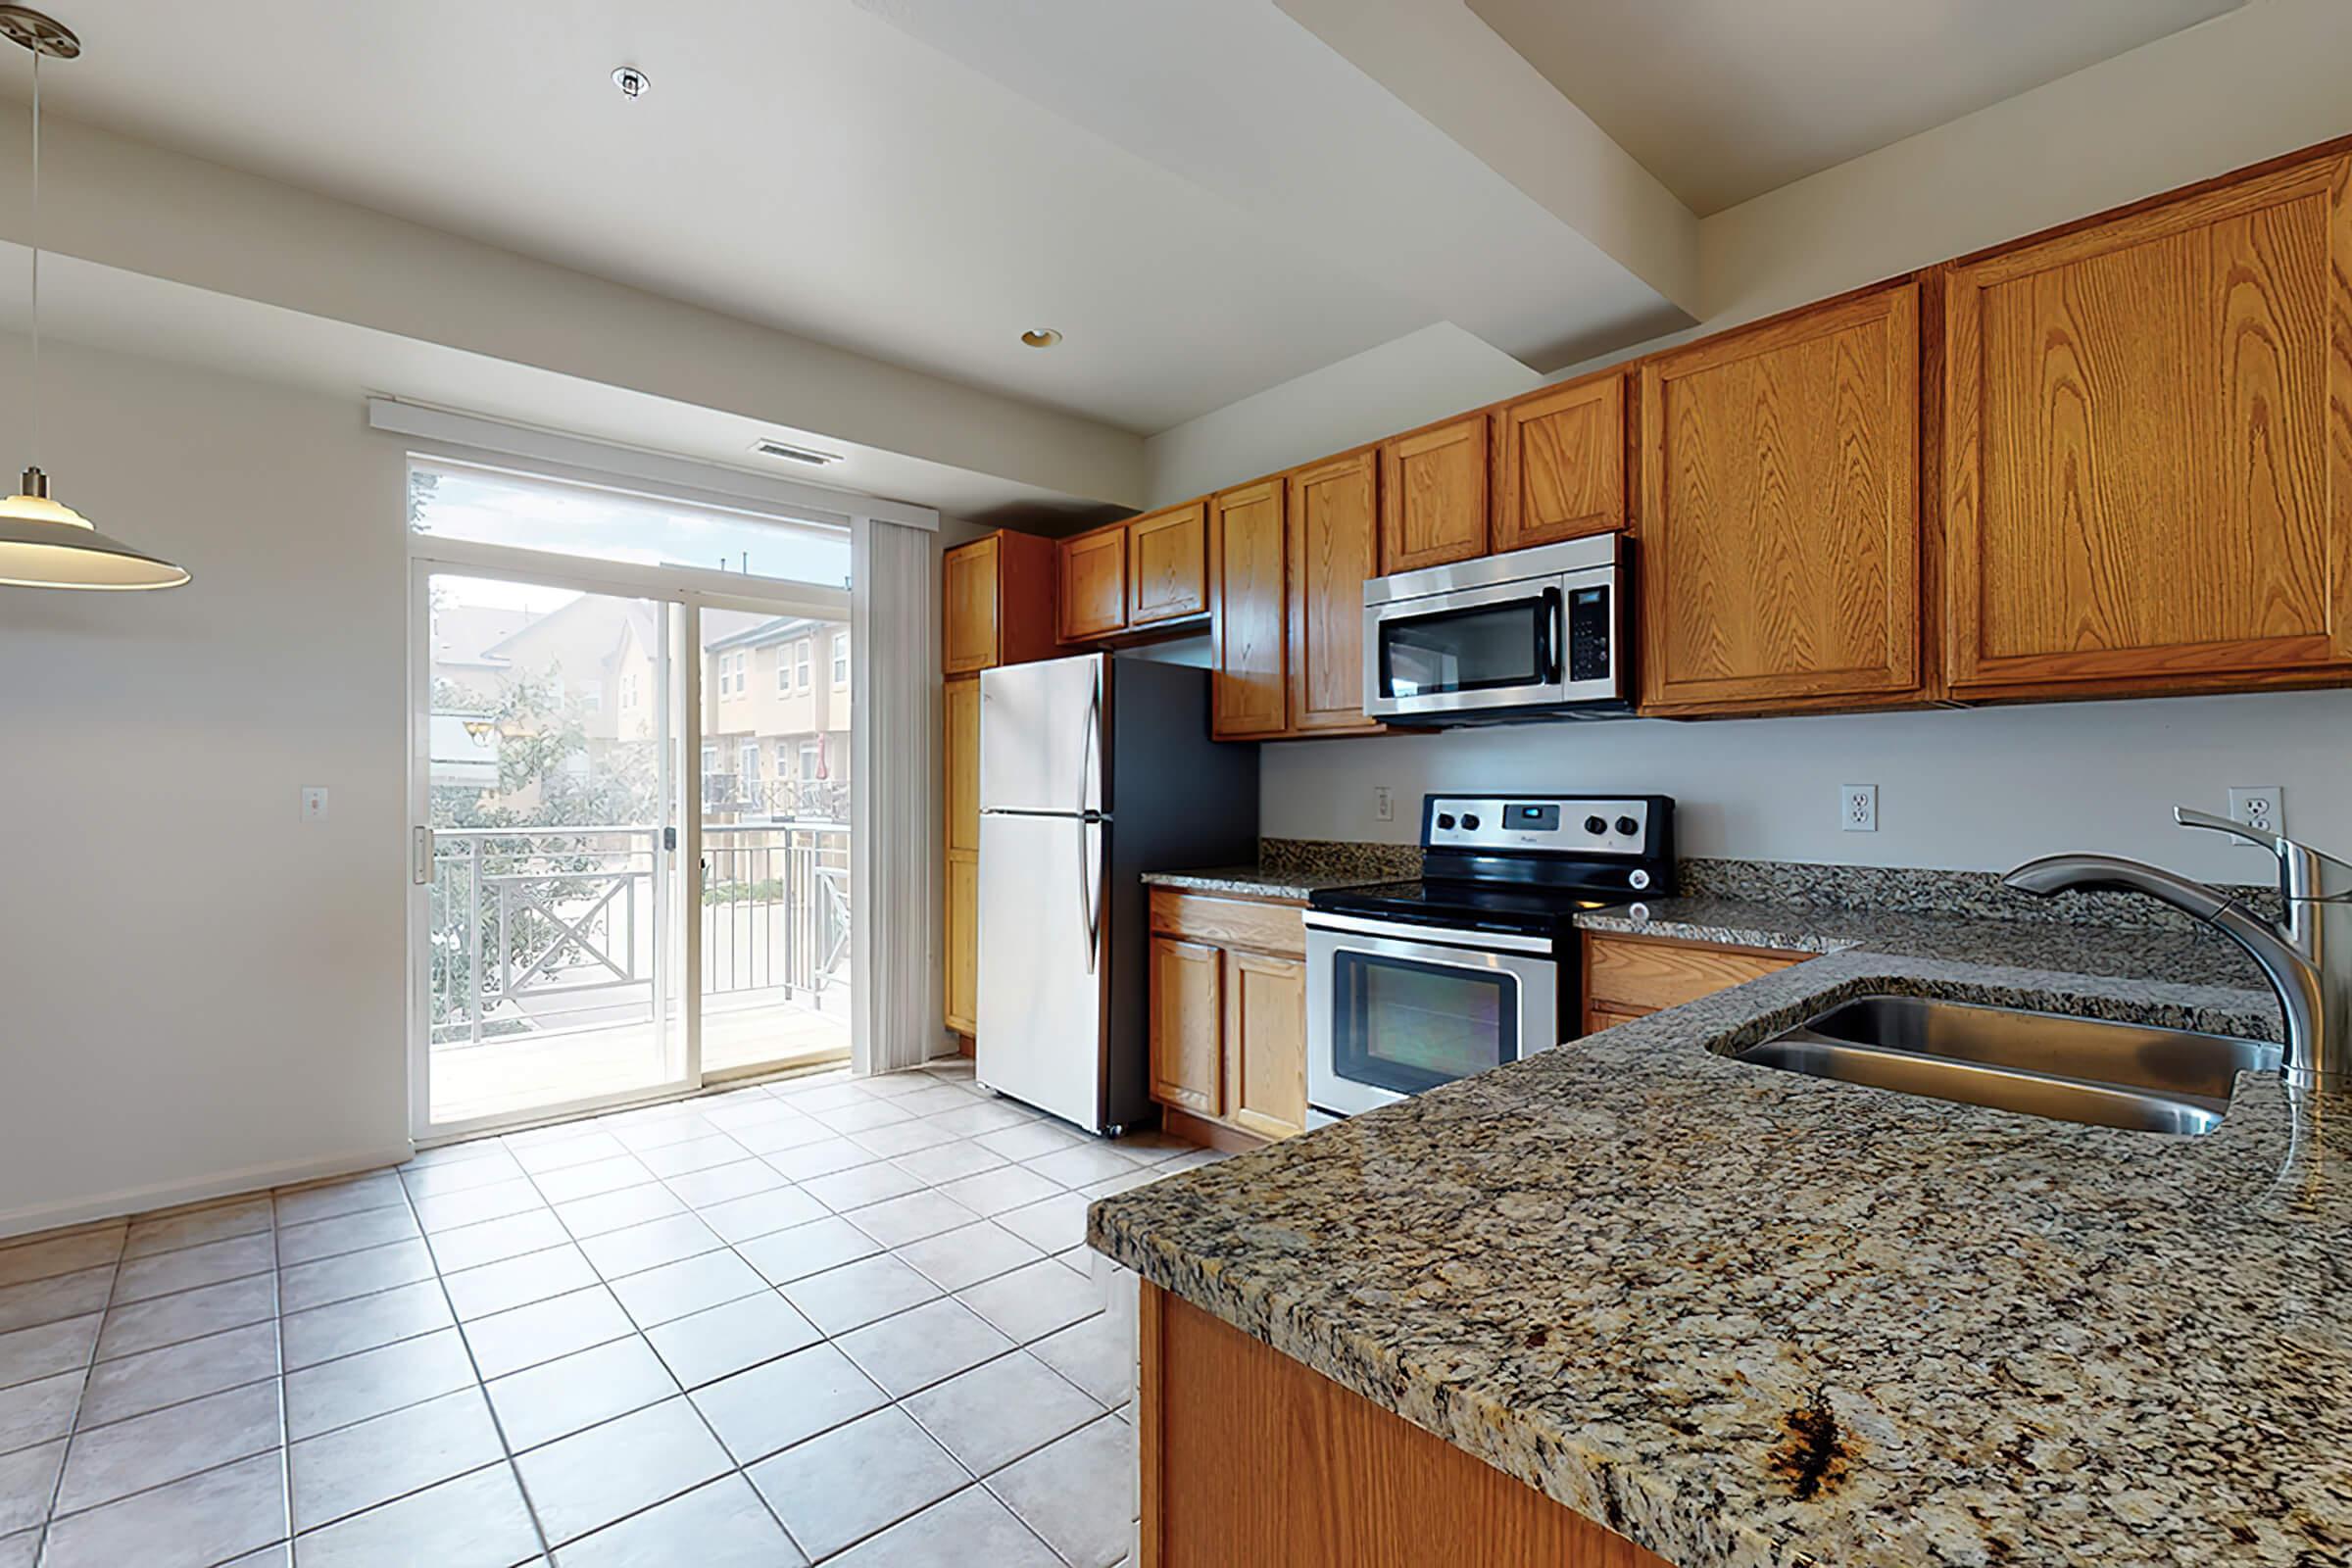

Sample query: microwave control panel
[1565,585,1612,683]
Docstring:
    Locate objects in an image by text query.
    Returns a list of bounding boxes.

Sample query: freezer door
[980,654,1105,815]
[976,809,1108,1130]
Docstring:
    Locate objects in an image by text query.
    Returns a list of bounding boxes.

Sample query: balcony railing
[427,821,850,1051]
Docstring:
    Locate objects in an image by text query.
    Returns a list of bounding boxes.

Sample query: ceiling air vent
[751,438,844,466]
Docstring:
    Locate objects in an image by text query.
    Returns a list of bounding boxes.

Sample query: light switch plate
[1839,783,1878,833]
[301,787,329,823]
[1373,786,1394,823]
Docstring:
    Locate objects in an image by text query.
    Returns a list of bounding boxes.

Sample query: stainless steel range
[1303,793,1675,1123]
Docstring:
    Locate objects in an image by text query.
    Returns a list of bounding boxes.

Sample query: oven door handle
[1303,910,1555,955]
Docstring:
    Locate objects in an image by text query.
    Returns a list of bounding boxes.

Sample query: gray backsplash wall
[1258,687,2352,889]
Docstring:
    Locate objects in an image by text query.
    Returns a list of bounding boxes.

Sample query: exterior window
[800,741,821,780]
[832,631,849,686]
[777,648,791,692]
[732,651,748,695]
[795,639,812,691]
[776,741,793,776]
[740,741,761,785]
[582,683,602,714]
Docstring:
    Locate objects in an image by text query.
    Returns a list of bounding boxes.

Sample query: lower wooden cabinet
[1148,892,1308,1142]
[945,853,979,1036]
[1150,937,1224,1116]
[1580,930,1806,1032]
[1224,950,1307,1140]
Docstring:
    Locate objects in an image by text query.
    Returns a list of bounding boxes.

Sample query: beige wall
[0,335,413,1234]
[1141,0,2352,879]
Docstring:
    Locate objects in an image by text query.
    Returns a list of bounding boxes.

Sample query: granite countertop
[1139,865,1388,901]
[1090,913,2352,1565]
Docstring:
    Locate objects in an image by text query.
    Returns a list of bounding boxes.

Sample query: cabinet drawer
[1583,933,1804,1013]
[1148,890,1306,957]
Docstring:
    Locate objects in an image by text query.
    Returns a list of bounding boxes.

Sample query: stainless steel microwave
[1360,534,1629,725]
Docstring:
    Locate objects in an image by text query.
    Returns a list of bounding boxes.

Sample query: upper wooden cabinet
[1210,477,1290,739]
[1494,374,1629,552]
[1639,284,1923,715]
[1942,149,2352,699]
[942,529,1059,676]
[1057,525,1129,642]
[1287,450,1383,735]
[1379,415,1489,572]
[1128,502,1209,627]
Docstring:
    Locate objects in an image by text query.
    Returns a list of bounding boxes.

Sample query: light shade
[0,468,188,590]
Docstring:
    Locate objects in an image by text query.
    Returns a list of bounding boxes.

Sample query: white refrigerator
[975,653,1258,1133]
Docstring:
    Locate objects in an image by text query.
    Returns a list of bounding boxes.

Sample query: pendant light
[0,6,186,590]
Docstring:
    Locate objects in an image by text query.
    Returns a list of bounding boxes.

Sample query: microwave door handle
[1540,586,1564,685]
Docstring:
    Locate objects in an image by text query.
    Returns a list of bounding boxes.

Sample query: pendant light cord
[27,44,37,466]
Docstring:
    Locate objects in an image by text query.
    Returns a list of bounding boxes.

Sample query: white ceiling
[16,0,1445,436]
[1467,0,2245,216]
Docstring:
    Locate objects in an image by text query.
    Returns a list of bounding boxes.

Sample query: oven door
[1362,576,1565,720]
[1305,912,1559,1119]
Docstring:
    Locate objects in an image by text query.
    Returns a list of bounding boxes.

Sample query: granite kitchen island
[1089,921,2352,1567]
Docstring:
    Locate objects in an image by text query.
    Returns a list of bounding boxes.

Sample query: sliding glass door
[407,455,860,1140]
[412,566,688,1131]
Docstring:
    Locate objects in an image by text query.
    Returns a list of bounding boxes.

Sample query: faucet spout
[2004,837,2348,1095]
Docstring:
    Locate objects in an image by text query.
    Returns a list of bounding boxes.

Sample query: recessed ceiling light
[1020,329,1062,349]
[612,66,651,99]
[751,438,843,467]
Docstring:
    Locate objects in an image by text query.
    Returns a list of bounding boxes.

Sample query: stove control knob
[1436,813,1456,830]
[1584,815,1607,835]
[1460,813,1481,830]
[1630,868,1652,891]
[1615,815,1641,837]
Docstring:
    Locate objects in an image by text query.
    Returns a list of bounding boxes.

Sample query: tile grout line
[385,1159,559,1564]
[28,1221,127,1567]
[267,1193,293,1566]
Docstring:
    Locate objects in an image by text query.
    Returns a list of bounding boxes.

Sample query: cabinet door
[1287,451,1382,733]
[1640,284,1921,714]
[1224,951,1306,1141]
[944,675,980,858]
[1944,152,2352,697]
[1059,527,1129,641]
[1494,375,1626,552]
[942,537,1001,675]
[1210,478,1289,739]
[1379,415,1488,572]
[1129,503,1209,626]
[945,852,978,1035]
[1149,937,1223,1116]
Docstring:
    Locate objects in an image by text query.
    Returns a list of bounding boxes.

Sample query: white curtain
[850,517,941,1075]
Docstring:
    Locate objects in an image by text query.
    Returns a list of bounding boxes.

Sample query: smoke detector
[751,438,843,467]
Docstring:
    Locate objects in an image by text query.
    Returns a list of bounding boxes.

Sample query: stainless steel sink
[1737,995,2279,1135]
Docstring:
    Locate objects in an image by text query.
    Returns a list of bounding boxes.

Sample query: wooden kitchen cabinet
[1287,449,1384,735]
[1057,524,1130,641]
[1639,283,1923,715]
[1224,950,1308,1140]
[1209,477,1290,739]
[945,853,979,1036]
[1149,891,1307,1145]
[1379,414,1489,572]
[944,674,980,857]
[1149,937,1223,1117]
[1128,502,1210,627]
[1493,373,1629,552]
[1580,931,1807,1033]
[943,529,1060,675]
[1942,147,2352,700]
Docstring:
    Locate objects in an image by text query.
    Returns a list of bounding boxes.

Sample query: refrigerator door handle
[1079,660,1102,816]
[1079,815,1102,976]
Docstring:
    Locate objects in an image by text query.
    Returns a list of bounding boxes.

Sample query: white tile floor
[0,1058,1212,1566]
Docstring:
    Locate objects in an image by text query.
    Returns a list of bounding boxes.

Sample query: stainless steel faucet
[2004,808,2352,1095]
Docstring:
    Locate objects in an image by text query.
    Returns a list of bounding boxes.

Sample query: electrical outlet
[1373,786,1395,823]
[1839,783,1878,833]
[300,786,329,823]
[2228,786,2284,837]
